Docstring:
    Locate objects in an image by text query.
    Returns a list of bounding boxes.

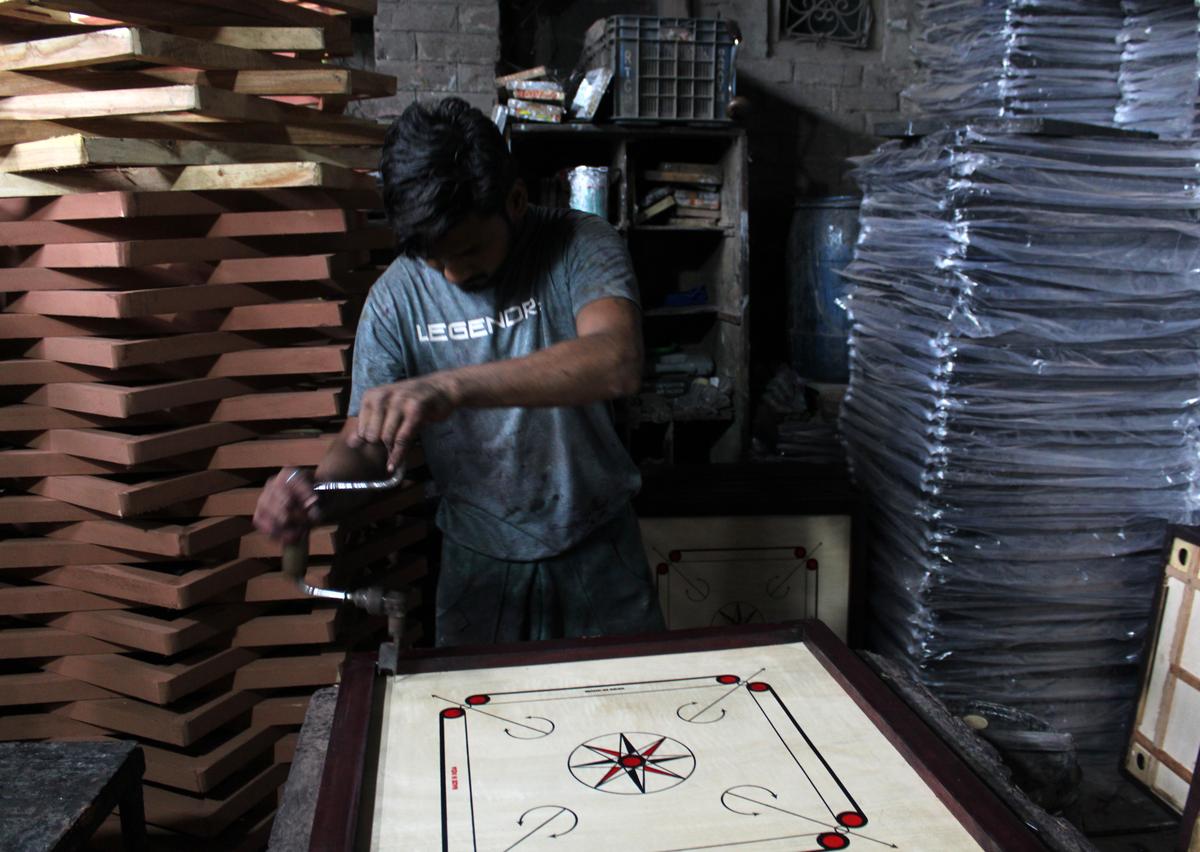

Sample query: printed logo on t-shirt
[415,298,541,343]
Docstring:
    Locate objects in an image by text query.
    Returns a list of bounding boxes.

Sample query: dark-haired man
[253,97,664,646]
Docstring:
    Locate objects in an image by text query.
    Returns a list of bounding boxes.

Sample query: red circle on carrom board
[668,550,682,562]
[817,833,849,850]
[465,695,490,706]
[806,559,819,571]
[794,546,807,558]
[441,708,465,719]
[747,682,769,692]
[837,811,867,828]
[656,563,669,575]
[716,675,739,684]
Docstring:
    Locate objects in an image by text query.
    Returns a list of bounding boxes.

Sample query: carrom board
[641,515,852,640]
[1127,528,1200,818]
[311,622,1045,852]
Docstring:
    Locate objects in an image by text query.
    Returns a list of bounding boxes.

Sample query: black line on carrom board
[766,683,864,816]
[748,685,834,818]
[465,716,478,851]
[487,682,723,706]
[654,832,824,851]
[482,674,724,699]
[439,714,449,852]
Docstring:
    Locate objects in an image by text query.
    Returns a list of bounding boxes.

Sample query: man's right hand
[253,468,321,544]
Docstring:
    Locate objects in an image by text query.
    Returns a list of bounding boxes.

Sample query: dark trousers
[434,504,666,647]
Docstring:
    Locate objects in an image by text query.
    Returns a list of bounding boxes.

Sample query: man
[253,97,664,646]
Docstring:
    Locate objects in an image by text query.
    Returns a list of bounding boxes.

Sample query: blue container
[786,196,861,382]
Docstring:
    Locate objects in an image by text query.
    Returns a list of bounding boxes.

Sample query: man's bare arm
[350,297,642,469]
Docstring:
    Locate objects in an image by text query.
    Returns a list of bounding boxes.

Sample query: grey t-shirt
[348,205,642,561]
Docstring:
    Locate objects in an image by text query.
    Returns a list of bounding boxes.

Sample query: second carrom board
[323,623,1044,851]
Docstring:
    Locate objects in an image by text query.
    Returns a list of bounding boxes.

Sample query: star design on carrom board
[568,733,695,795]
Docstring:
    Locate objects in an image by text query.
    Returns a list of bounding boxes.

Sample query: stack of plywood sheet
[0,2,428,846]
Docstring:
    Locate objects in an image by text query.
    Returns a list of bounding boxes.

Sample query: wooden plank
[59,688,260,747]
[9,285,273,317]
[0,116,389,147]
[46,516,251,558]
[0,711,109,742]
[0,494,103,523]
[0,449,117,477]
[0,538,149,569]
[0,580,130,614]
[0,188,379,222]
[211,388,342,422]
[250,694,309,727]
[166,26,328,51]
[48,604,258,655]
[0,27,337,73]
[206,344,349,377]
[220,298,350,330]
[0,314,110,338]
[12,228,388,267]
[0,208,357,244]
[27,332,259,366]
[143,761,288,837]
[208,434,337,470]
[238,564,333,602]
[0,403,111,431]
[27,377,251,417]
[139,723,283,794]
[0,67,395,98]
[0,671,117,706]
[46,646,256,704]
[35,424,254,466]
[231,607,338,647]
[30,558,270,609]
[0,84,386,135]
[33,471,245,517]
[232,651,343,690]
[0,625,123,659]
[0,161,375,197]
[0,135,379,173]
[0,359,104,384]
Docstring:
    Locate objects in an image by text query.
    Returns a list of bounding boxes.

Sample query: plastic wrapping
[905,0,1200,136]
[839,128,1200,758]
[904,0,1126,127]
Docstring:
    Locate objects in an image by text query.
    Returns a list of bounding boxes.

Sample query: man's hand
[348,374,458,471]
[253,468,321,544]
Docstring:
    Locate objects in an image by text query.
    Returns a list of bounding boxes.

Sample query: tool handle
[281,536,309,581]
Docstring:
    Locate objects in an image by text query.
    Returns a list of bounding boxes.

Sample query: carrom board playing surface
[312,622,1044,852]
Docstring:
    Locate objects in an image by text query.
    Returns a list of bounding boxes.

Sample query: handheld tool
[280,468,413,668]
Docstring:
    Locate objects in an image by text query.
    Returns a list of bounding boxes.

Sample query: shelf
[630,224,732,235]
[643,305,742,324]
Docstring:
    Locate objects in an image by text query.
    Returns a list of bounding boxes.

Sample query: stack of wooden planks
[0,2,427,846]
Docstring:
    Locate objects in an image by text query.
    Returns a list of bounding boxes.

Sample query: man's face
[421,183,527,292]
[422,212,511,292]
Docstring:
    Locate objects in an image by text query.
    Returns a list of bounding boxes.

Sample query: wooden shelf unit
[508,123,750,462]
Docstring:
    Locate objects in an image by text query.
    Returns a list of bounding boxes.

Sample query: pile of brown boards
[0,2,426,847]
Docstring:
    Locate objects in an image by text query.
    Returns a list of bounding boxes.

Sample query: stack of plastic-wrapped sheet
[839,125,1200,758]
[1115,0,1200,137]
[903,0,1126,126]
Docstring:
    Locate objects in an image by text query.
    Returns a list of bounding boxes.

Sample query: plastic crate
[582,16,738,123]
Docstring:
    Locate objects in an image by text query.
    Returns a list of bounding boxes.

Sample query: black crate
[582,16,738,123]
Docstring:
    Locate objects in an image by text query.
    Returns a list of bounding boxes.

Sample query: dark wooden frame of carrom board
[1181,746,1200,851]
[308,620,1047,852]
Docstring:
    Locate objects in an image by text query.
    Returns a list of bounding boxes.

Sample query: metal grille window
[781,0,872,48]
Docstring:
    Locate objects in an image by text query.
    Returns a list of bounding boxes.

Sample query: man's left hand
[348,374,458,471]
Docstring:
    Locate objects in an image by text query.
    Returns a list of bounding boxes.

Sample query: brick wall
[352,0,501,122]
[700,0,917,195]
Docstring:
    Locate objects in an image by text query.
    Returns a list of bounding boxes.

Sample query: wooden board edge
[1180,744,1200,852]
[309,652,376,852]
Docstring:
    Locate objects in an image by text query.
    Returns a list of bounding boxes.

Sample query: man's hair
[380,97,518,258]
